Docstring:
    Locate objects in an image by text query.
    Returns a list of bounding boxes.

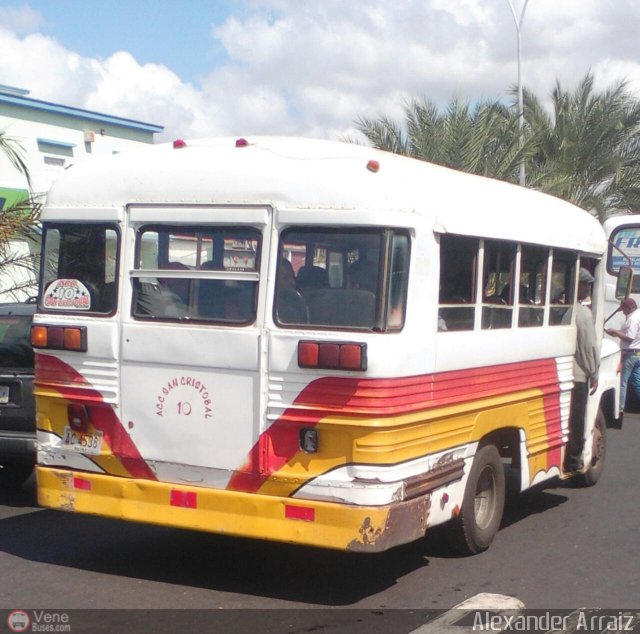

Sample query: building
[0,84,163,300]
[0,84,164,204]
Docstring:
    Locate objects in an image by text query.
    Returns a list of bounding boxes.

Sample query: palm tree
[0,131,41,301]
[0,132,31,189]
[524,73,640,220]
[354,97,534,183]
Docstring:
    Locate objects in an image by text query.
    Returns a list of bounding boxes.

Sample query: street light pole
[506,0,529,186]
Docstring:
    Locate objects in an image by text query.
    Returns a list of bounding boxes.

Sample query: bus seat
[197,260,254,321]
[197,278,227,319]
[135,280,186,319]
[163,261,190,304]
[308,289,375,328]
[276,287,308,324]
[296,265,329,299]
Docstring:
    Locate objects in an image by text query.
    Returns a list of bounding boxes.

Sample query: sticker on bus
[43,279,92,311]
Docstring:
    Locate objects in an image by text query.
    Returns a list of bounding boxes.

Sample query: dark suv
[0,301,36,487]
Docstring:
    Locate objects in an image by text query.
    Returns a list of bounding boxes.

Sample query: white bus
[604,214,640,328]
[32,137,619,554]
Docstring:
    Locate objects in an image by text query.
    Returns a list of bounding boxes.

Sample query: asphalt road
[1,415,639,631]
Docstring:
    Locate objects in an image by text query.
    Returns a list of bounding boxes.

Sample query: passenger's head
[348,258,377,293]
[296,265,328,296]
[577,267,595,301]
[620,297,637,315]
[278,258,296,289]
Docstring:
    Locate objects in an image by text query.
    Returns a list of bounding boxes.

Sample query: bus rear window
[276,228,409,331]
[132,225,260,324]
[40,224,119,315]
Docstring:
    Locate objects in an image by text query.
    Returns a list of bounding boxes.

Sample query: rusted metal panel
[347,495,430,552]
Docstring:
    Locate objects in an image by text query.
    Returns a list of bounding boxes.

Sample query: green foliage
[0,131,41,301]
[525,74,640,221]
[0,133,31,190]
[352,73,640,220]
[354,96,534,183]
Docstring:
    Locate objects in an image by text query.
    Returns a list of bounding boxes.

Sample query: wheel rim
[474,465,496,530]
[591,422,604,467]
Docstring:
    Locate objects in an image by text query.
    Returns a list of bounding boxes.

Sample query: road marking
[410,593,525,633]
[411,596,639,634]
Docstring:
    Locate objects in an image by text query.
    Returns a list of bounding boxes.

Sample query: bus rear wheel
[578,409,606,487]
[448,444,505,555]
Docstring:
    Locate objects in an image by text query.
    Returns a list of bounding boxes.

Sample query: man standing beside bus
[564,268,600,474]
[605,297,640,413]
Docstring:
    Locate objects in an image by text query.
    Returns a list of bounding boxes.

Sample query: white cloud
[1,1,640,141]
[0,4,44,36]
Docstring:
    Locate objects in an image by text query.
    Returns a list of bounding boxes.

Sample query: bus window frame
[38,222,121,318]
[131,223,262,326]
[607,224,640,276]
[274,226,410,333]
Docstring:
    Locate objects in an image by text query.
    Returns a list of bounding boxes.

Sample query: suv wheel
[0,463,33,488]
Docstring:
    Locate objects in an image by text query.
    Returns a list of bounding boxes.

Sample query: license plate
[0,385,8,404]
[62,426,103,455]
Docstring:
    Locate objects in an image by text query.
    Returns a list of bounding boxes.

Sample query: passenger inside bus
[197,260,254,322]
[275,258,307,324]
[295,265,329,300]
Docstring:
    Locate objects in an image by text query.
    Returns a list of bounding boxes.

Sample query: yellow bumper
[36,467,429,552]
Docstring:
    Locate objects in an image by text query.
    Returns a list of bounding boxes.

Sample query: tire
[448,444,506,555]
[0,463,33,488]
[578,409,606,487]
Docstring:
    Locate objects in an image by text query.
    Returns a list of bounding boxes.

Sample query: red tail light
[31,325,87,352]
[298,340,367,371]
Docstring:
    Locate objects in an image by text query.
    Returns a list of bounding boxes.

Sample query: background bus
[604,214,640,328]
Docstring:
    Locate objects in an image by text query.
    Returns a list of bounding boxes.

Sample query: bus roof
[44,136,606,254]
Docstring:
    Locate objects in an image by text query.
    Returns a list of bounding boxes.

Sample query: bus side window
[386,233,410,330]
[482,240,516,330]
[550,249,577,325]
[518,245,548,328]
[438,234,478,331]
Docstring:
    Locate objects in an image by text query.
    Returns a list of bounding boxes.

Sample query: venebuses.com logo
[7,611,30,633]
[6,610,71,632]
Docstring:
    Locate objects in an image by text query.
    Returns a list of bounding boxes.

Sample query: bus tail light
[30,325,48,348]
[31,325,87,352]
[297,340,367,371]
[68,403,89,432]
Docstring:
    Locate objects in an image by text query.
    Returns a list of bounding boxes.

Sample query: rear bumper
[0,431,36,463]
[36,467,430,552]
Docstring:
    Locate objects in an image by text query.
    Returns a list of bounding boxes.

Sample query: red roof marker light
[173,139,187,149]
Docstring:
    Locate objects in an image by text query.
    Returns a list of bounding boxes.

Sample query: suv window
[0,311,34,369]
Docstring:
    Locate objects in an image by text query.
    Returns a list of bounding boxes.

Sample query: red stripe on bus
[227,358,562,493]
[541,388,563,468]
[35,353,157,481]
[289,358,560,415]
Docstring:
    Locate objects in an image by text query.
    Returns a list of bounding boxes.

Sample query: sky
[0,0,639,142]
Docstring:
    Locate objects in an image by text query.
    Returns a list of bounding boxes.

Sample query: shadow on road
[0,502,431,605]
[0,472,571,605]
[0,473,37,508]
